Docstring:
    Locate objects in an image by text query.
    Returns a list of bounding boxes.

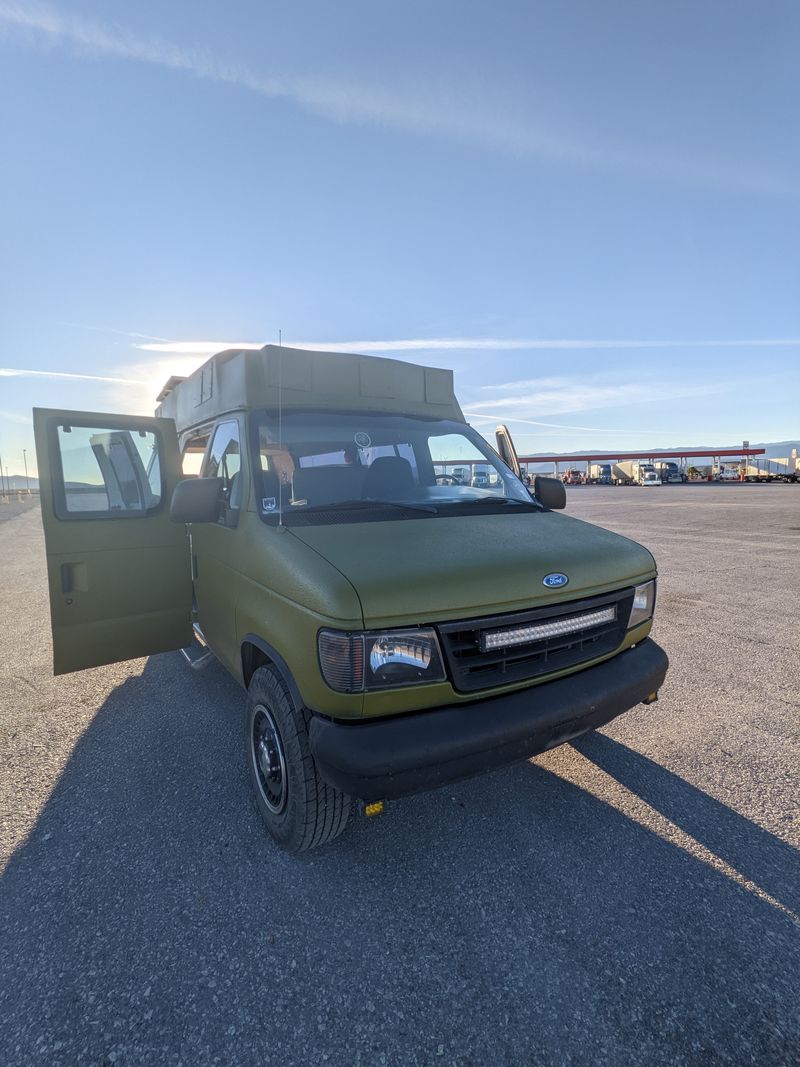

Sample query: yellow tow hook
[642,691,659,706]
[362,800,386,818]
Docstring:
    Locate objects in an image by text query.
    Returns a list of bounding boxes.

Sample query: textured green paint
[192,522,243,677]
[33,408,192,675]
[231,508,364,715]
[289,511,655,627]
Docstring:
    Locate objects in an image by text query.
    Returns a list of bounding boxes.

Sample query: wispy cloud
[133,336,800,356]
[464,373,724,421]
[0,367,144,384]
[135,341,261,355]
[463,412,660,435]
[0,3,792,195]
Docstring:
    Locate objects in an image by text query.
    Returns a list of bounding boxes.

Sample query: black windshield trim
[298,498,439,515]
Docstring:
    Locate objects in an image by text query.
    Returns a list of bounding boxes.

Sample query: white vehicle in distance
[714,465,739,482]
[641,471,662,487]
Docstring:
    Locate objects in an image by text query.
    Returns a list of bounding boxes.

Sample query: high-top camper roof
[155,345,464,433]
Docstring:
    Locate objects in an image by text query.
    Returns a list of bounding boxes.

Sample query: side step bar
[180,623,216,671]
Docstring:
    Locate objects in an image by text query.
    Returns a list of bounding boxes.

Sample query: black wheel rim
[251,705,288,815]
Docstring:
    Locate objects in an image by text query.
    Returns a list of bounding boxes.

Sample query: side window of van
[181,430,210,477]
[205,420,242,522]
[52,422,162,519]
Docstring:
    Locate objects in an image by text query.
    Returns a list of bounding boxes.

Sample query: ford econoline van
[33,345,668,850]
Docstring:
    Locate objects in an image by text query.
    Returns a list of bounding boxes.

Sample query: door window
[181,430,211,476]
[53,423,163,518]
[205,420,242,518]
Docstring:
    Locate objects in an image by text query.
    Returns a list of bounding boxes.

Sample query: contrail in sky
[0,368,144,384]
[133,337,800,355]
[0,1,792,196]
[464,412,659,434]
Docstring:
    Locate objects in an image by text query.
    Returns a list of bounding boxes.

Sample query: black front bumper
[308,638,668,801]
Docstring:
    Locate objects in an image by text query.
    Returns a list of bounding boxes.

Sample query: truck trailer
[743,450,799,483]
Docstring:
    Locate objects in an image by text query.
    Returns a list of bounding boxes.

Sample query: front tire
[246,666,351,851]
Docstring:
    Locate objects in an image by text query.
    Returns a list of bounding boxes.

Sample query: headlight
[318,628,446,692]
[628,579,656,629]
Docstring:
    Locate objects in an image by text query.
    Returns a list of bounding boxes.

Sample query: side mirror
[534,475,566,510]
[170,477,223,524]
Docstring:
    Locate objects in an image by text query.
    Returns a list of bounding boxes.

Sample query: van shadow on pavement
[570,731,799,916]
[1,654,798,1066]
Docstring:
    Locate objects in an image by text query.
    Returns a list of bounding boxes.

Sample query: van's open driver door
[495,424,522,478]
[34,408,192,674]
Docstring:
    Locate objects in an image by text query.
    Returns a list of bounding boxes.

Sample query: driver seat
[362,456,414,499]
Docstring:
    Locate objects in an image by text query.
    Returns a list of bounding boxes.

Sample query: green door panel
[33,407,192,675]
[190,522,242,676]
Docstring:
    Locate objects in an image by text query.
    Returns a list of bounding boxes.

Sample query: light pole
[23,449,30,494]
[0,453,4,495]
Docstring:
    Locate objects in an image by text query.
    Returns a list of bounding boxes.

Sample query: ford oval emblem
[543,572,569,588]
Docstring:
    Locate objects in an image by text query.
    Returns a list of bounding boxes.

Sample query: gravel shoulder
[0,497,38,524]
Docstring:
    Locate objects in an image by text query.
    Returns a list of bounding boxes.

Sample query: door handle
[60,562,88,594]
[61,563,74,593]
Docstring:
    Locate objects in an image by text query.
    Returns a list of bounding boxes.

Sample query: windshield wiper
[297,498,439,515]
[438,497,541,511]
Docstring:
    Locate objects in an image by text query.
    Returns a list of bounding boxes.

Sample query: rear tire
[246,665,351,851]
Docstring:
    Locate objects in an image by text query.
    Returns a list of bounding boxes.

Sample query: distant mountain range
[746,440,800,460]
[3,475,39,491]
[2,476,99,490]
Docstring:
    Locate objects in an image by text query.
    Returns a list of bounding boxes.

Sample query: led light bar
[481,605,617,652]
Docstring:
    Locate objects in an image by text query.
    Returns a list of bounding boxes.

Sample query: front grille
[438,588,634,693]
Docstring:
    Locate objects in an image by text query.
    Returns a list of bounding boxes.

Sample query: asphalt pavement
[1,485,798,1065]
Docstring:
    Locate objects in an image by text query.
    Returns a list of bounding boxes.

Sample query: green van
[33,345,668,851]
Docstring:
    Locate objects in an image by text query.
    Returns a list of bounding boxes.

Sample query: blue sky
[1,0,798,476]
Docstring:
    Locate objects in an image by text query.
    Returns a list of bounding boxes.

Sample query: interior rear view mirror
[534,475,566,510]
[170,477,223,524]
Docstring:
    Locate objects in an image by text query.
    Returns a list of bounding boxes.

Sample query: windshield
[252,411,535,524]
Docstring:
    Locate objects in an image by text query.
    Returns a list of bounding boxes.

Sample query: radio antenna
[278,329,283,527]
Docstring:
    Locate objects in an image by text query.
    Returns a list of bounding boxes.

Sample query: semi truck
[562,468,585,485]
[588,463,613,485]
[613,461,656,486]
[654,461,684,484]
